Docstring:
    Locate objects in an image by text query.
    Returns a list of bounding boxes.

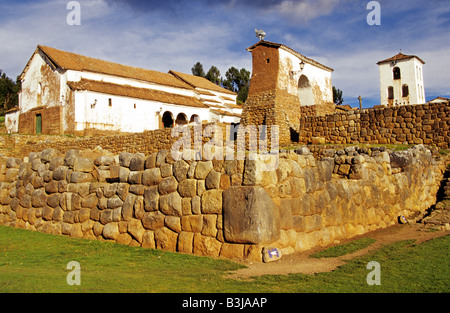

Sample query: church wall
[72,91,210,133]
[19,52,62,114]
[278,48,333,106]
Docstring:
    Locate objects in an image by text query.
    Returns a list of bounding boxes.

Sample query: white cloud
[275,0,340,22]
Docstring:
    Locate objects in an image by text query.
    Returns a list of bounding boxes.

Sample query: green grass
[0,225,449,293]
[310,238,376,259]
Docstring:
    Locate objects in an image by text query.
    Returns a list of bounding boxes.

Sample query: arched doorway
[298,75,314,106]
[175,113,188,126]
[162,111,174,128]
[189,114,200,124]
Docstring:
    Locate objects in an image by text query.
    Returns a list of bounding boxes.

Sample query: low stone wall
[0,123,231,160]
[298,102,450,149]
[0,144,445,261]
[239,145,445,255]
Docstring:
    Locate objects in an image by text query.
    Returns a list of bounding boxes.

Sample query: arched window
[393,67,401,80]
[402,84,409,97]
[162,111,174,128]
[175,113,188,125]
[189,114,200,124]
[387,86,394,100]
[298,75,314,106]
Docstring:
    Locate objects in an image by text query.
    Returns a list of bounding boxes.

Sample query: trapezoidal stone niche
[222,186,280,244]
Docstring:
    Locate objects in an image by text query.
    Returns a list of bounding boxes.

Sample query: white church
[377,52,425,106]
[5,45,240,135]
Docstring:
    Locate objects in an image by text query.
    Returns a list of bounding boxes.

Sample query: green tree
[191,63,251,103]
[223,67,250,104]
[205,66,221,85]
[0,71,20,113]
[191,62,205,77]
[333,86,344,105]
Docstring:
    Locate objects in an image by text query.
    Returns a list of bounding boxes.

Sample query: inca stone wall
[298,102,450,149]
[0,144,445,261]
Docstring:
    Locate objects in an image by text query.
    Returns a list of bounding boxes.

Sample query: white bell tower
[377,52,425,106]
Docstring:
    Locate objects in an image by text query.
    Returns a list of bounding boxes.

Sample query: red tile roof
[67,79,208,108]
[169,70,237,96]
[377,52,425,65]
[30,45,193,90]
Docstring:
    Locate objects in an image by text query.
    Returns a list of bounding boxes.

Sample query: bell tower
[377,52,425,106]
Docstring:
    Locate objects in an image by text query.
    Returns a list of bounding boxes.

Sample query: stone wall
[0,144,445,261]
[0,123,231,160]
[237,145,445,255]
[0,147,262,261]
[18,106,63,135]
[298,102,450,149]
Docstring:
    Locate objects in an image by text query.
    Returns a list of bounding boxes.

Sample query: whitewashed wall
[73,91,210,132]
[278,48,333,105]
[378,58,425,106]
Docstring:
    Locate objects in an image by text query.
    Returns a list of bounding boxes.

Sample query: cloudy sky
[0,0,449,108]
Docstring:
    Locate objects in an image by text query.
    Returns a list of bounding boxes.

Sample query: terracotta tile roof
[169,70,237,96]
[67,79,208,108]
[35,45,193,90]
[246,40,334,72]
[377,52,425,65]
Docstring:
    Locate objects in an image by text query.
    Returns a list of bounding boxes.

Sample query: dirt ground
[226,221,450,279]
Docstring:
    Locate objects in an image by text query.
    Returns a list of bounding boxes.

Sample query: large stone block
[193,233,222,257]
[142,211,165,230]
[223,186,280,244]
[102,222,119,240]
[158,176,178,195]
[154,227,178,252]
[201,189,222,214]
[73,157,94,173]
[159,191,182,216]
[143,186,159,212]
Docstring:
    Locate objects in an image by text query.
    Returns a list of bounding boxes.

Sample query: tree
[0,71,20,113]
[333,86,344,105]
[205,66,221,85]
[190,62,251,103]
[191,62,205,77]
[222,67,250,104]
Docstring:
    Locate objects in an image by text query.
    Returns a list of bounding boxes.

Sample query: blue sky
[0,0,449,108]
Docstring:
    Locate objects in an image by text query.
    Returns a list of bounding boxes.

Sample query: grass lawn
[0,225,449,293]
[310,237,377,258]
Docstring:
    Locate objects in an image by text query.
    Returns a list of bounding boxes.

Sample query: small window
[393,67,401,80]
[402,84,409,97]
[108,98,112,107]
[266,58,270,64]
[387,86,394,100]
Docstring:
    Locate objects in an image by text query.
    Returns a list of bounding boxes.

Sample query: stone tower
[377,52,425,106]
[241,40,334,145]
